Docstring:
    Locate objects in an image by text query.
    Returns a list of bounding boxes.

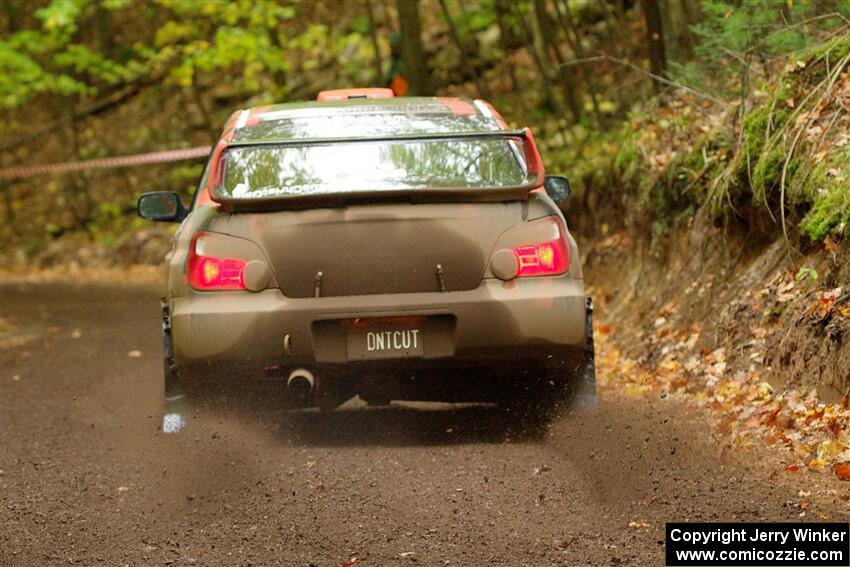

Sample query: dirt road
[1,283,845,566]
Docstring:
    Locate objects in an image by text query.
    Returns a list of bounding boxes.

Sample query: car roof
[228,97,506,144]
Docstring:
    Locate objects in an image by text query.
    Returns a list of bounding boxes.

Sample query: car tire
[162,326,187,433]
[502,298,598,426]
[572,297,598,411]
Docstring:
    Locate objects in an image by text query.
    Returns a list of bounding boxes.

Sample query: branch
[0,81,152,152]
[558,55,728,107]
[741,16,849,56]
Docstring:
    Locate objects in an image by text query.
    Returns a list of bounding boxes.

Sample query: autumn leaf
[833,463,850,481]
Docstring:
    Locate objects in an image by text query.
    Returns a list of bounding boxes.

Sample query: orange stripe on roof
[437,97,477,116]
[482,100,509,129]
[245,105,272,126]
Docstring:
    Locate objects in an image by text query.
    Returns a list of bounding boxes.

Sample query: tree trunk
[681,0,701,26]
[365,0,383,86]
[531,0,581,124]
[553,0,602,124]
[597,0,629,116]
[396,0,433,95]
[94,3,115,53]
[438,0,489,98]
[494,0,520,94]
[641,0,667,91]
[661,0,694,62]
[520,9,558,111]
[58,101,94,226]
[518,9,569,142]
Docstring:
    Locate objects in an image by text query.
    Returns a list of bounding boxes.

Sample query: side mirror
[543,175,572,202]
[137,191,186,222]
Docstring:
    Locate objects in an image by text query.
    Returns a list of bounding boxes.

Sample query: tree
[396,0,433,95]
[661,0,697,62]
[552,0,602,124]
[493,0,520,93]
[365,0,384,86]
[438,0,489,98]
[641,0,667,90]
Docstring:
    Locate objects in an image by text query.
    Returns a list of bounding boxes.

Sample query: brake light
[513,222,569,277]
[187,233,246,290]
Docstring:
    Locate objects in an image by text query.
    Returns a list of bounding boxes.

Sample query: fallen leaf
[341,558,359,567]
[834,463,850,481]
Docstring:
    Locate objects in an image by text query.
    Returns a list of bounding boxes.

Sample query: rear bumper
[170,276,586,374]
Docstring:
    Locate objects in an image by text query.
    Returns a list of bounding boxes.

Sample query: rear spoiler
[206,129,545,211]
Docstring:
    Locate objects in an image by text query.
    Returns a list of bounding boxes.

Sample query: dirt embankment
[576,204,850,483]
[566,42,849,479]
[585,218,849,400]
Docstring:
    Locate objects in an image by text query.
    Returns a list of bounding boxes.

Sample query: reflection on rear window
[220,139,529,199]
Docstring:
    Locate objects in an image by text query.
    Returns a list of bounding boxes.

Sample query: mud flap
[161,299,186,433]
[573,297,598,411]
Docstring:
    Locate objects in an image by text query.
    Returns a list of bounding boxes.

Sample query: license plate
[345,317,425,360]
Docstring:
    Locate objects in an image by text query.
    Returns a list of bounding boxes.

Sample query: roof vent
[317,88,395,102]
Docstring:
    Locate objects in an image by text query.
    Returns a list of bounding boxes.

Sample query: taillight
[514,240,569,277]
[512,217,569,278]
[187,233,247,290]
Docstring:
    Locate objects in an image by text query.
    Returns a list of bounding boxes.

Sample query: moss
[751,139,789,204]
[799,173,850,241]
[803,34,850,72]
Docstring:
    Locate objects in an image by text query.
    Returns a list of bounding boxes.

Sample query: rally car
[138,88,596,432]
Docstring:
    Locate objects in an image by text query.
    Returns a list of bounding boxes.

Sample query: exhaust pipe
[287,368,315,400]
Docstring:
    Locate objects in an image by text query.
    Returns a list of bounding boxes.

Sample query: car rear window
[219,138,530,199]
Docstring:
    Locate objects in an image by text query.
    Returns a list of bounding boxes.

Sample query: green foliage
[1,0,315,110]
[679,0,850,97]
[1,0,131,108]
[795,266,818,284]
[35,0,86,38]
[799,160,850,241]
[693,0,849,65]
[0,39,90,107]
[154,1,296,93]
